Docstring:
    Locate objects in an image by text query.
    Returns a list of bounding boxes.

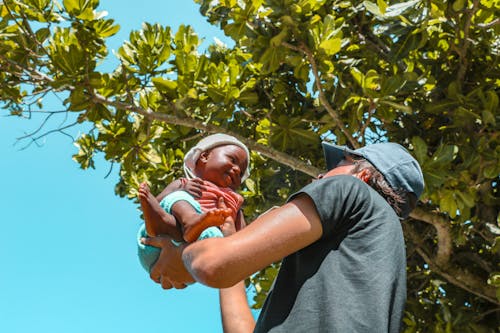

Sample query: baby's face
[199,145,248,190]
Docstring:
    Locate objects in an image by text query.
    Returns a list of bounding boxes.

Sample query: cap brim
[322,142,359,170]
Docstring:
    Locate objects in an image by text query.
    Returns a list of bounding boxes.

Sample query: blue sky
[0,1,252,332]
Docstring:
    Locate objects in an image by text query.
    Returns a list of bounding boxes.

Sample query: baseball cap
[183,133,251,181]
[322,141,424,199]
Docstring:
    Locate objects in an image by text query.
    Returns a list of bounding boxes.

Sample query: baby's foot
[183,208,232,243]
[138,182,181,239]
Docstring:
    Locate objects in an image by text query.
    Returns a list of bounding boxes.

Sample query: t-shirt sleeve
[287,175,367,238]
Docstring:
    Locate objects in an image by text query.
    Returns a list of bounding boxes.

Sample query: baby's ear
[198,151,209,163]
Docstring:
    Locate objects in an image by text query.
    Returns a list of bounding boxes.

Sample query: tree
[1,0,499,330]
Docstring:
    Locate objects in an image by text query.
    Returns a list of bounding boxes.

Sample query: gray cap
[322,142,424,199]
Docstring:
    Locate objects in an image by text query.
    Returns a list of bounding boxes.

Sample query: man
[142,142,424,332]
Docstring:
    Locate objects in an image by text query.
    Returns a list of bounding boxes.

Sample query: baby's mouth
[225,173,233,186]
[227,172,238,187]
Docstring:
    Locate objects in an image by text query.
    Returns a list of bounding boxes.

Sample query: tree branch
[409,207,453,266]
[89,92,323,177]
[281,41,358,148]
[456,0,480,83]
[404,220,499,305]
[1,53,323,177]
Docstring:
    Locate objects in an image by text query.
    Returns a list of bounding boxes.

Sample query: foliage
[1,0,499,330]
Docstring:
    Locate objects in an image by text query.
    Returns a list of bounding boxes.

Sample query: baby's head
[183,134,250,190]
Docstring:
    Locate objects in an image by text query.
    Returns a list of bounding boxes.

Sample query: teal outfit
[159,190,202,215]
[137,191,224,273]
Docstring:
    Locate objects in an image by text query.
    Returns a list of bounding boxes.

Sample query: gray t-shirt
[254,175,406,333]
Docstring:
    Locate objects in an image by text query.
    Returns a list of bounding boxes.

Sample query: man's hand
[141,235,196,289]
[181,177,205,198]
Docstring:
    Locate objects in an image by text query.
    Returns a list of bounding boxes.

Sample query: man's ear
[357,169,372,183]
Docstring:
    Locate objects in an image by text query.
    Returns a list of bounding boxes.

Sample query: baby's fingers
[217,197,227,209]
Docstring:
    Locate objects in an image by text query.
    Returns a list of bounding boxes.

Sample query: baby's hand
[182,178,205,198]
[216,197,237,236]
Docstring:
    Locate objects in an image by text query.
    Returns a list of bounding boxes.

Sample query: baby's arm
[156,179,184,202]
[156,178,205,202]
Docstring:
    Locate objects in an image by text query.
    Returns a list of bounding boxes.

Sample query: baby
[137,134,250,272]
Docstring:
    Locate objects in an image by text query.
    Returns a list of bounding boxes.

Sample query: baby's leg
[138,183,183,241]
[171,201,232,243]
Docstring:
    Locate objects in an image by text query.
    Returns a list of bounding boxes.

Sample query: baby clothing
[137,179,244,273]
[171,178,244,220]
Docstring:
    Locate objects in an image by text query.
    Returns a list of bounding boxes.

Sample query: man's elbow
[182,242,238,288]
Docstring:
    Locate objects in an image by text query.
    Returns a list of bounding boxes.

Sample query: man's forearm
[219,281,255,333]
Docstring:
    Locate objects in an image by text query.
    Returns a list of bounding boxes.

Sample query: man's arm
[182,194,323,288]
[219,282,255,333]
[142,193,323,288]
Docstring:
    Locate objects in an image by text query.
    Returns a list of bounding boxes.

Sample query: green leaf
[429,145,458,166]
[152,77,178,95]
[239,91,259,105]
[62,0,79,13]
[76,7,94,20]
[387,0,422,16]
[207,86,226,103]
[425,100,459,114]
[482,110,495,126]
[379,100,412,114]
[423,169,445,189]
[350,67,364,87]
[364,69,380,90]
[35,27,50,43]
[483,162,500,179]
[381,75,405,95]
[259,46,283,74]
[93,19,120,38]
[452,0,465,11]
[411,136,428,163]
[485,90,499,112]
[245,178,256,193]
[223,22,247,40]
[491,237,500,254]
[270,28,288,47]
[319,38,341,56]
[455,191,475,208]
[364,1,382,17]
[487,272,500,286]
[440,191,457,218]
[377,0,388,14]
